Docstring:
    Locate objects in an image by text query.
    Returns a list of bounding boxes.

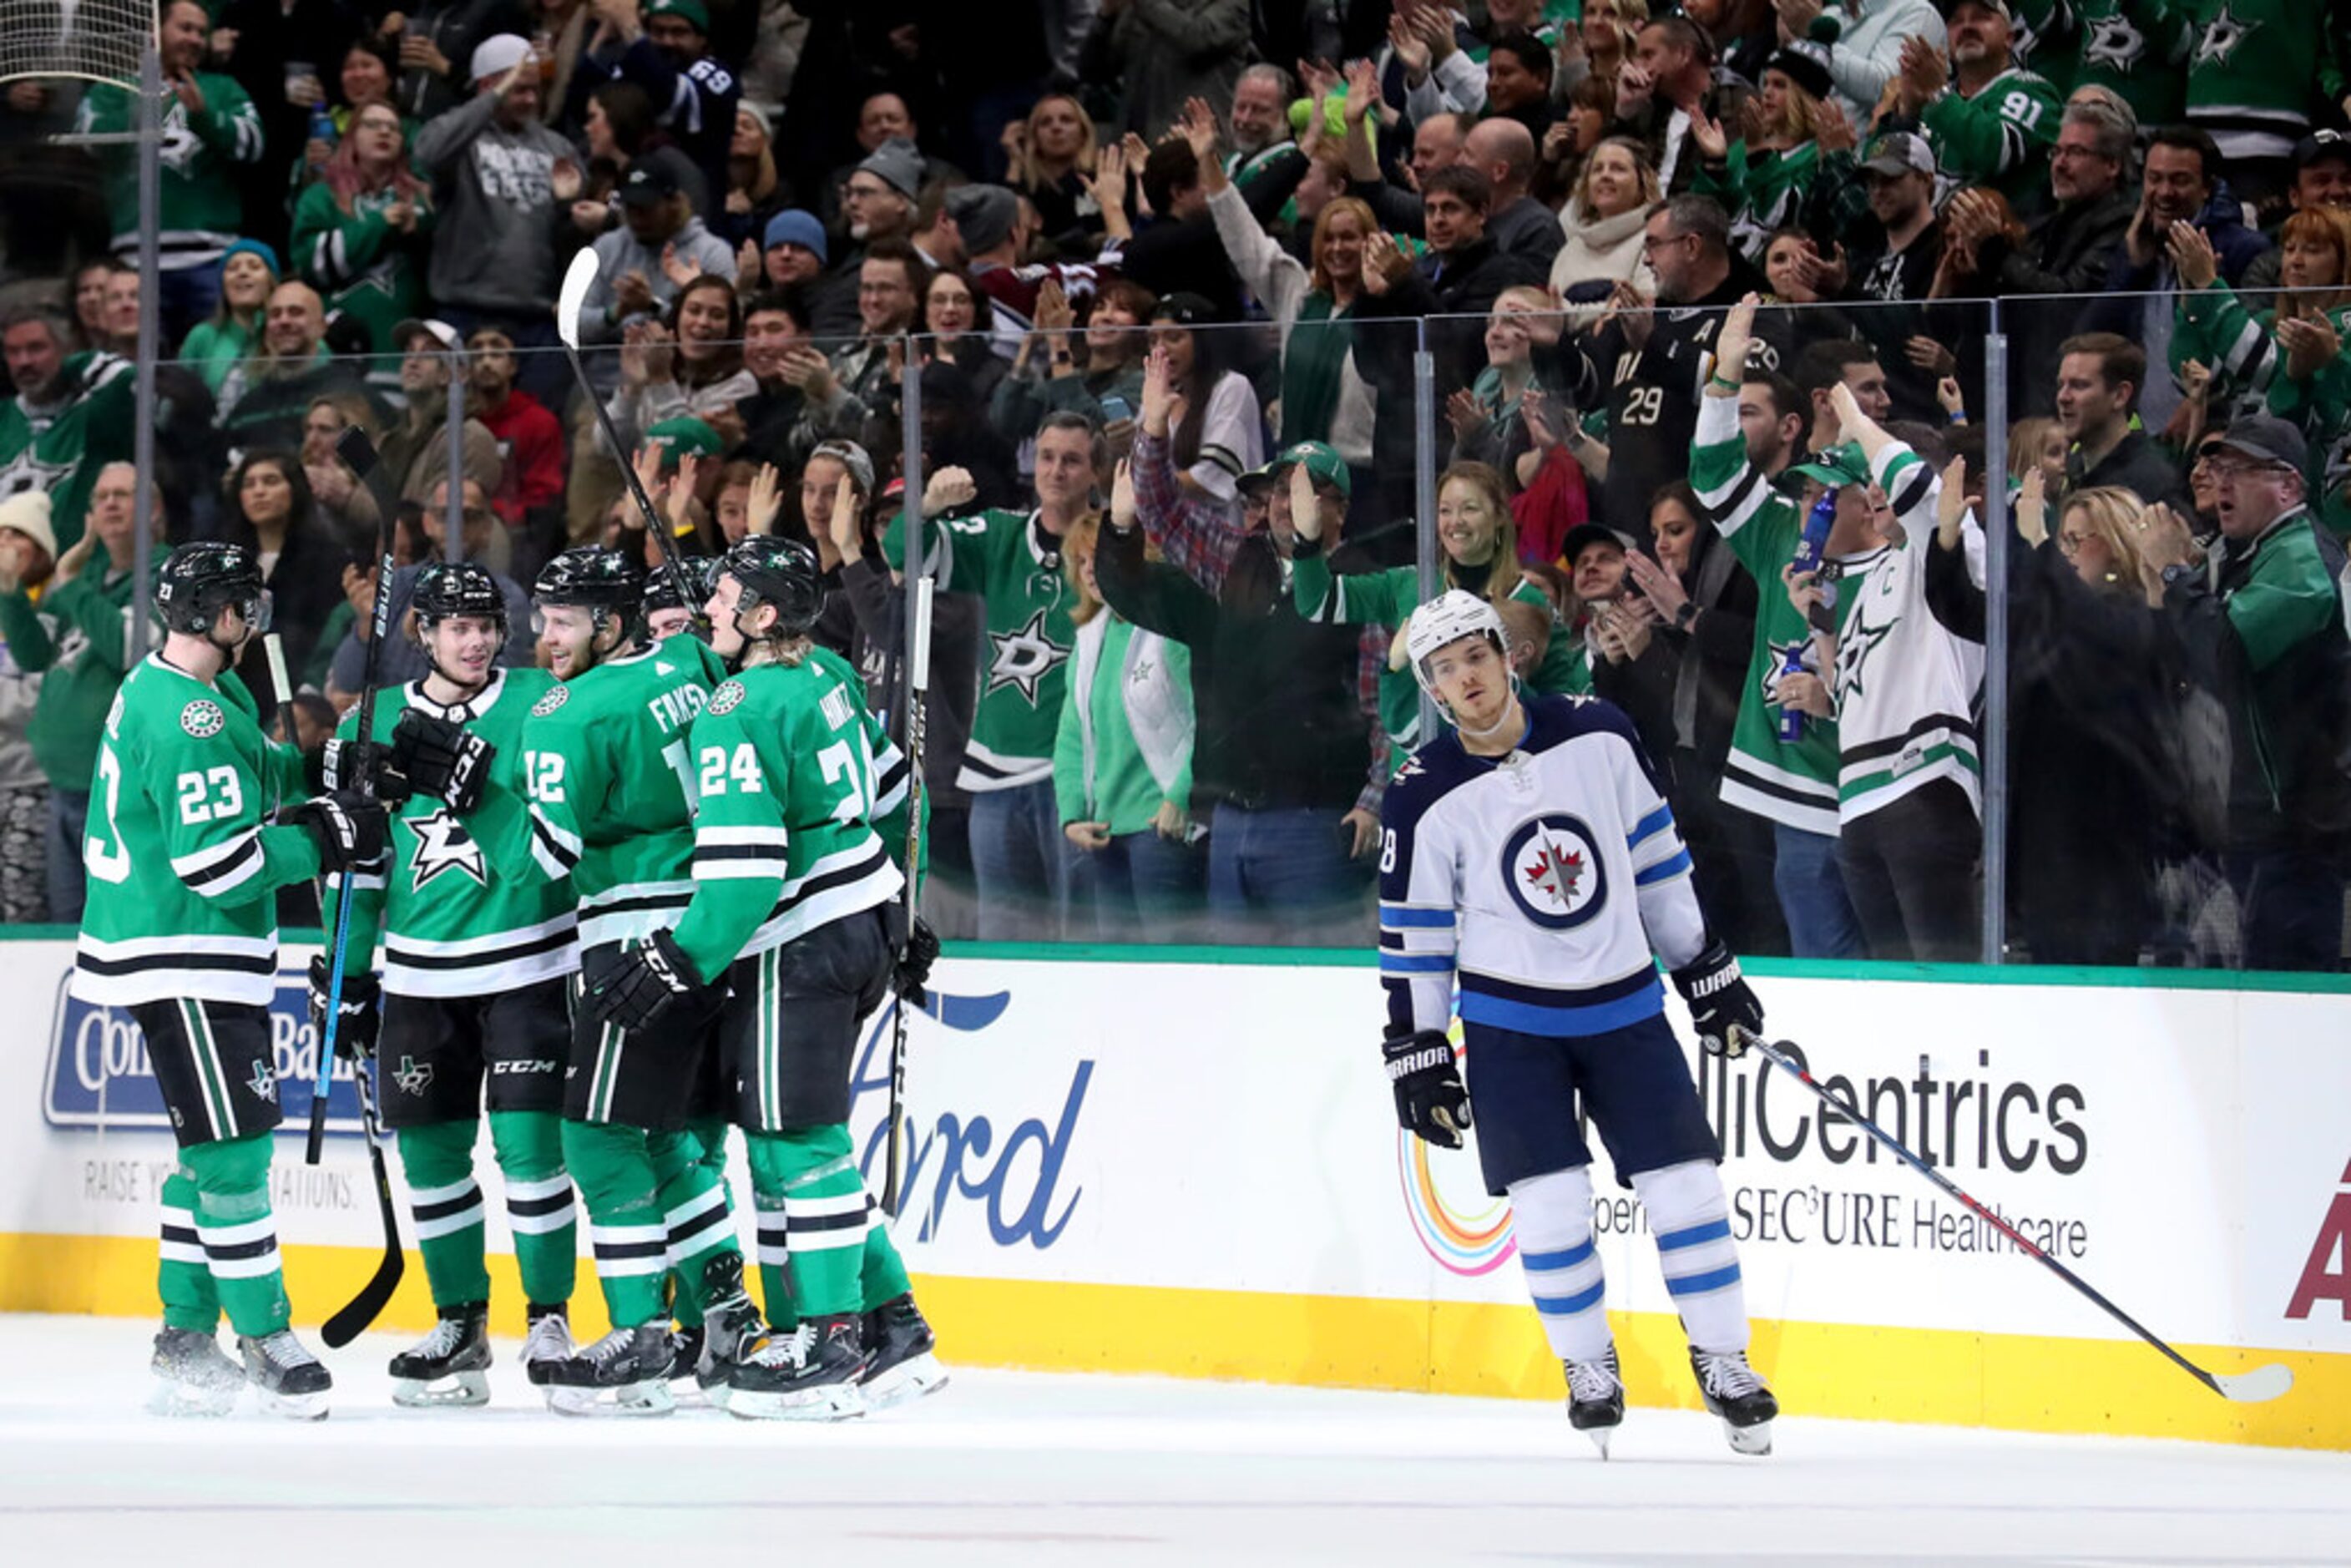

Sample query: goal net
[0,0,155,88]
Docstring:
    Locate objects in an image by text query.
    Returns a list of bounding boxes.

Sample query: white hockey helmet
[1406,589,1509,702]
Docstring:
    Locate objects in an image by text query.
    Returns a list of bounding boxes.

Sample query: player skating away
[513,546,761,1416]
[1377,591,1777,1457]
[585,530,944,1422]
[311,561,582,1406]
[73,542,388,1419]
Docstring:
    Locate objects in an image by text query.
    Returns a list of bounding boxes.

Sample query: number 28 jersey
[73,655,321,1007]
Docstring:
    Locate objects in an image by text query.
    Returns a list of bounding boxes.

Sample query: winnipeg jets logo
[1501,813,1607,930]
[985,608,1070,705]
[2194,3,2255,66]
[409,807,488,892]
[246,1061,277,1103]
[2083,13,2146,72]
[391,1055,433,1096]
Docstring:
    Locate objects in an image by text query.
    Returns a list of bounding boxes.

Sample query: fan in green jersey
[588,527,945,1421]
[314,561,583,1407]
[1892,0,2061,215]
[73,542,389,1419]
[516,546,759,1417]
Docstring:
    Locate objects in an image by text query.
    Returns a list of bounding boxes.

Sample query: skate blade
[726,1381,867,1423]
[1724,1418,1772,1456]
[147,1375,240,1419]
[1583,1425,1613,1459]
[392,1370,490,1409]
[545,1379,675,1419]
[859,1352,948,1412]
[256,1387,332,1421]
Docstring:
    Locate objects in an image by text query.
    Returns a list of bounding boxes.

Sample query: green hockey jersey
[1686,396,1846,836]
[884,505,1076,792]
[2024,0,2192,124]
[72,655,320,1006]
[323,669,579,999]
[0,352,135,552]
[288,181,437,359]
[520,634,728,951]
[2182,0,2348,156]
[1919,68,2062,212]
[670,645,911,981]
[74,77,265,269]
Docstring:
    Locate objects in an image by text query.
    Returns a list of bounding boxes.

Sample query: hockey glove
[306,738,412,807]
[1383,1029,1471,1150]
[584,929,705,1034]
[392,708,494,814]
[1671,940,1763,1058]
[306,953,382,1061]
[288,792,391,877]
[893,915,940,1007]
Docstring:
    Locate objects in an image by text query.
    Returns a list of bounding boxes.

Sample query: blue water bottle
[311,106,336,150]
[1777,490,1838,743]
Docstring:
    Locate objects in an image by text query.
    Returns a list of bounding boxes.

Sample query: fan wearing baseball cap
[568,0,741,202]
[1888,0,2060,213]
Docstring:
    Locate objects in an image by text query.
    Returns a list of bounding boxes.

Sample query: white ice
[0,1314,2343,1567]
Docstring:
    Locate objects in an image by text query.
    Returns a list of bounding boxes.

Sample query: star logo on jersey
[707,679,746,716]
[985,609,1070,705]
[2194,4,2256,67]
[2083,12,2147,72]
[1500,813,1608,930]
[409,806,489,893]
[392,1055,433,1096]
[245,1060,277,1103]
[158,105,202,175]
[179,699,225,738]
[531,685,570,716]
[1760,638,1813,703]
[1833,590,1899,699]
[0,448,73,504]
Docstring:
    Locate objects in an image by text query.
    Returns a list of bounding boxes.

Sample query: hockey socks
[562,1119,674,1328]
[662,1122,735,1330]
[746,1125,881,1319]
[399,1122,493,1308]
[180,1133,291,1339]
[397,1115,579,1311]
[157,1170,219,1334]
[1506,1166,1614,1363]
[490,1110,578,1308]
[1632,1159,1749,1355]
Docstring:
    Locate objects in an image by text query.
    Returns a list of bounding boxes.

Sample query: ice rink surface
[0,1316,2343,1568]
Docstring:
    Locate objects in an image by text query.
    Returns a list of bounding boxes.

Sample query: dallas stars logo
[1833,597,1898,699]
[180,699,225,738]
[2194,3,2256,67]
[391,1055,433,1096]
[409,807,488,893]
[985,608,1070,704]
[158,104,202,175]
[246,1061,276,1103]
[2084,12,2147,73]
[0,449,73,503]
[1761,639,1813,701]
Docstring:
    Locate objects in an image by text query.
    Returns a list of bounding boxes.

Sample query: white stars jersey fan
[1378,695,1708,1040]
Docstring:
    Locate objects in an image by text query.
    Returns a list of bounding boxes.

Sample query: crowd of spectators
[0,0,2348,969]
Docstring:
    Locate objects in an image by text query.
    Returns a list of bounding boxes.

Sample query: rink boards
[2,933,2347,1450]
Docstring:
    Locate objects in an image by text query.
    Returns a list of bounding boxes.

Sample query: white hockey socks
[1506,1165,1612,1363]
[1631,1159,1748,1355]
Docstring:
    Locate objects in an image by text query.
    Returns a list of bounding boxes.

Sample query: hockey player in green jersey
[586,530,944,1421]
[516,546,761,1416]
[73,542,388,1418]
[312,560,580,1407]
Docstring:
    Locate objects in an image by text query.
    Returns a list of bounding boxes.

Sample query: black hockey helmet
[412,559,507,631]
[720,535,824,637]
[154,541,267,636]
[533,545,643,613]
[644,555,722,617]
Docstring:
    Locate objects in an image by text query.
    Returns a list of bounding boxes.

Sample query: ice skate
[728,1313,868,1422]
[1690,1348,1776,1456]
[239,1329,332,1420]
[521,1304,574,1386]
[692,1252,766,1410]
[1563,1345,1625,1458]
[388,1302,490,1409]
[542,1324,677,1418]
[858,1293,948,1411]
[148,1327,244,1418]
[663,1324,705,1382]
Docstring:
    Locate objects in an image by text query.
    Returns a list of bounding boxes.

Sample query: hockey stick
[265,634,405,1343]
[554,248,708,635]
[303,426,402,1165]
[880,576,934,1220]
[1751,1037,2294,1404]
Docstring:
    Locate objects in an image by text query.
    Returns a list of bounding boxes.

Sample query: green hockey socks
[745,1125,907,1321]
[159,1133,290,1338]
[397,1115,578,1312]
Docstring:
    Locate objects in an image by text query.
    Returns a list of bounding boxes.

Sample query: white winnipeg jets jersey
[1378,695,1708,1039]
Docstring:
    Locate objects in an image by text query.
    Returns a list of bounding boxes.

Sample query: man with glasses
[789,240,928,455]
[2146,415,2351,969]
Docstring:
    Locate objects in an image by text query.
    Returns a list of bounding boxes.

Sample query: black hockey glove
[1383,1029,1471,1150]
[893,916,939,1007]
[392,708,494,814]
[306,738,412,807]
[288,792,390,877]
[584,929,706,1034]
[306,953,381,1061]
[1671,939,1763,1058]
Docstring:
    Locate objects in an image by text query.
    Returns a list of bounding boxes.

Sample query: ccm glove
[1383,1029,1472,1149]
[306,738,412,807]
[1671,939,1763,1058]
[306,953,381,1061]
[584,928,705,1034]
[392,708,494,813]
[893,915,939,1006]
[288,792,390,876]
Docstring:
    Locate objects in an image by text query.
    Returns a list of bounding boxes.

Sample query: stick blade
[556,248,601,350]
[321,1250,403,1348]
[2212,1363,2293,1403]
